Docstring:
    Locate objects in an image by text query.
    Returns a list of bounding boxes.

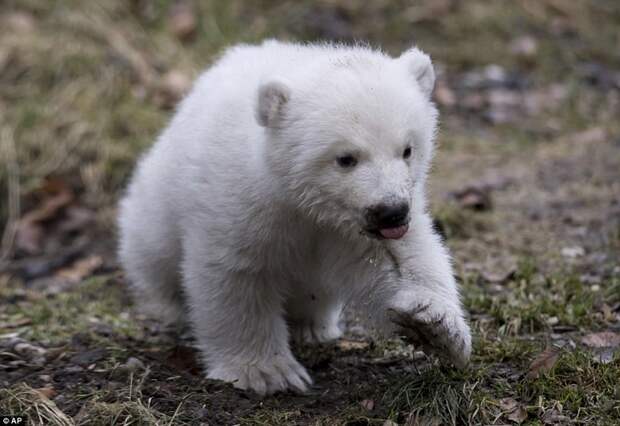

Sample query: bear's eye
[403,146,412,159]
[336,154,358,168]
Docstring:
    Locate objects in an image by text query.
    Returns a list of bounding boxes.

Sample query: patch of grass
[519,350,620,423]
[0,383,73,425]
[74,399,177,426]
[464,260,601,336]
[2,275,139,343]
[382,366,491,425]
[433,202,489,240]
[240,410,304,426]
[475,335,538,366]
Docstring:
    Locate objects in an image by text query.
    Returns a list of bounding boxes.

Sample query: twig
[64,10,157,88]
[0,126,20,268]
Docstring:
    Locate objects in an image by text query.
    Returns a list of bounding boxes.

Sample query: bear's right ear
[256,80,291,128]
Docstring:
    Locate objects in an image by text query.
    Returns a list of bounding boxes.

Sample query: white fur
[118,40,471,395]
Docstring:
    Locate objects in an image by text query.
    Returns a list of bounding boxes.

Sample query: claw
[388,302,472,368]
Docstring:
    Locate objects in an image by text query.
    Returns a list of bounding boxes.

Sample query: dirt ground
[1,1,619,425]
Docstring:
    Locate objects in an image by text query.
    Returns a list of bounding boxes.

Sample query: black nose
[367,202,410,228]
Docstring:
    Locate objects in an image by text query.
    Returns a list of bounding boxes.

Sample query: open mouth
[366,223,409,240]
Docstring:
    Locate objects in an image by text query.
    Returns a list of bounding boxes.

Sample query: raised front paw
[207,354,312,396]
[388,301,472,368]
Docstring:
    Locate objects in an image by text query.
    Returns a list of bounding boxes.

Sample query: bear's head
[256,46,438,241]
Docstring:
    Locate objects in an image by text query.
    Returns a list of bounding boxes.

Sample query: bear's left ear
[256,80,291,128]
[397,47,435,98]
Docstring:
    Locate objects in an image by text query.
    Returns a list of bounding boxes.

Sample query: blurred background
[1,1,619,424]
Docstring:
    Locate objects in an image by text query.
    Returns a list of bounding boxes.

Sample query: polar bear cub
[118,40,472,395]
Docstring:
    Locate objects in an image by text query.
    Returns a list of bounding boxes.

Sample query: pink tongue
[379,224,409,240]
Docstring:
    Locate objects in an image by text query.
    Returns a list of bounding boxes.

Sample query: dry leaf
[527,346,560,379]
[462,93,485,110]
[499,397,518,411]
[406,413,442,426]
[404,0,453,23]
[55,255,103,284]
[2,11,36,34]
[581,331,620,348]
[507,406,527,423]
[434,82,456,107]
[499,397,528,424]
[0,317,33,329]
[58,206,95,233]
[567,127,606,145]
[452,186,492,211]
[36,386,57,399]
[15,179,74,254]
[168,2,197,42]
[154,70,192,108]
[481,266,516,284]
[337,339,369,351]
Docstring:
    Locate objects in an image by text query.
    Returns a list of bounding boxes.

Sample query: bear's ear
[256,80,291,128]
[397,47,436,98]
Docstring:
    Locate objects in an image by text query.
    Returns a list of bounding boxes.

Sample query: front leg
[182,252,311,395]
[384,213,472,367]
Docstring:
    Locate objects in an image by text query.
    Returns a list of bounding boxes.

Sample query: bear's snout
[365,201,410,240]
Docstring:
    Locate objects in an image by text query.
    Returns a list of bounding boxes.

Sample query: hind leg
[118,200,185,327]
[287,291,344,344]
[123,251,185,327]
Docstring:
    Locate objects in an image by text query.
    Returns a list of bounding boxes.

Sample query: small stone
[591,348,615,364]
[561,246,585,258]
[484,65,507,84]
[510,35,538,58]
[581,274,602,285]
[546,316,559,326]
[14,342,47,358]
[360,399,375,411]
[122,357,145,372]
[413,350,426,360]
[65,365,84,373]
[69,348,107,366]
